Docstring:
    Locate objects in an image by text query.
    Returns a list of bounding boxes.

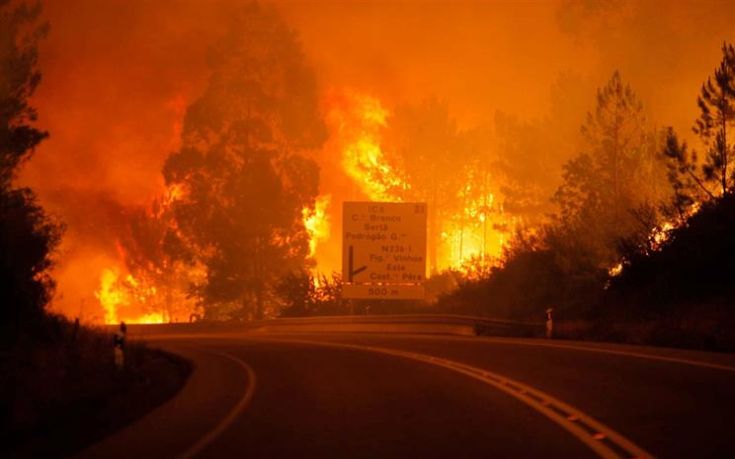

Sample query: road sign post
[342,201,427,300]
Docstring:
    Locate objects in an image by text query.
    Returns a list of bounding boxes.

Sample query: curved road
[78,330,735,458]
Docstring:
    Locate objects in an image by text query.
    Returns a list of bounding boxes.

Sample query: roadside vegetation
[270,43,735,352]
[435,43,735,351]
[3,317,191,457]
[1,2,190,455]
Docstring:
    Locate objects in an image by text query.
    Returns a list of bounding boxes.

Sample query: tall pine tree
[553,72,668,267]
[694,42,735,195]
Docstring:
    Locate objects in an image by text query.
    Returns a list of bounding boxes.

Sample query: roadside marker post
[545,308,554,339]
[113,321,127,369]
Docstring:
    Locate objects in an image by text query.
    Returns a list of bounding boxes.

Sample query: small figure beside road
[113,321,127,369]
[545,308,554,339]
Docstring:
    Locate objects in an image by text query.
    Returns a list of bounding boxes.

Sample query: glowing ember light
[609,212,695,279]
[94,266,174,324]
[128,312,166,324]
[125,274,139,287]
[652,221,674,248]
[608,262,624,277]
[165,183,186,204]
[303,195,331,258]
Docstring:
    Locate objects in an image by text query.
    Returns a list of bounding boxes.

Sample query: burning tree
[381,99,472,272]
[162,3,325,320]
[553,71,671,267]
[452,126,507,270]
[110,186,205,323]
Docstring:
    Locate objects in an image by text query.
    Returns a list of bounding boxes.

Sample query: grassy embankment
[2,316,191,458]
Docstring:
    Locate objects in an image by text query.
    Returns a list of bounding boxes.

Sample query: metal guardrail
[257,314,540,329]
[125,314,544,338]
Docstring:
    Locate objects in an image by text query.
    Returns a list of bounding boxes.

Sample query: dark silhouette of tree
[660,128,714,217]
[163,3,325,320]
[553,71,669,267]
[608,193,735,316]
[0,1,47,189]
[0,0,61,343]
[693,42,735,195]
[276,271,343,317]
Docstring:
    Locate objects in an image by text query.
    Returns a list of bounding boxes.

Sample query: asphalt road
[77,328,735,459]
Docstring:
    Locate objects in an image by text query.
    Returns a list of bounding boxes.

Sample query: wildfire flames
[329,93,408,202]
[303,195,331,259]
[89,90,514,324]
[328,91,513,273]
[15,1,730,329]
[95,269,165,324]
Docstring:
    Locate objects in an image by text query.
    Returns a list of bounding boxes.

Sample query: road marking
[475,338,735,373]
[251,336,652,459]
[178,351,257,459]
[350,334,735,373]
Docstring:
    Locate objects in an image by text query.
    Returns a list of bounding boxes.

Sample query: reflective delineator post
[113,321,127,369]
[545,308,554,339]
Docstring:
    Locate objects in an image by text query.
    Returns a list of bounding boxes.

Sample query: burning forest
[7,2,735,458]
[4,0,735,336]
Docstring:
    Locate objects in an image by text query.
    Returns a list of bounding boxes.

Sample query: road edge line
[178,351,257,459]
[476,338,735,373]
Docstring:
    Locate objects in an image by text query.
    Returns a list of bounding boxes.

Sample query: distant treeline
[437,43,735,350]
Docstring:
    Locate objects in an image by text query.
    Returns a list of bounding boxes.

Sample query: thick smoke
[18,0,735,319]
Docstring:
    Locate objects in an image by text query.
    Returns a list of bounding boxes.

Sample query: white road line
[251,336,653,459]
[343,333,735,373]
[476,337,735,373]
[178,351,257,459]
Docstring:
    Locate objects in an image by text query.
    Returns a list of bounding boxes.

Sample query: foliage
[439,251,560,320]
[0,0,60,344]
[380,98,469,272]
[656,43,735,221]
[1,189,61,340]
[693,42,735,195]
[493,113,561,222]
[116,194,204,322]
[277,271,344,317]
[439,72,674,321]
[552,71,670,268]
[660,128,712,217]
[607,192,735,317]
[441,52,735,343]
[163,3,325,319]
[424,268,463,303]
[0,0,48,189]
[2,315,191,456]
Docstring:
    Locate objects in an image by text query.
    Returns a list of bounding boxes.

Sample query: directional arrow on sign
[348,246,368,282]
